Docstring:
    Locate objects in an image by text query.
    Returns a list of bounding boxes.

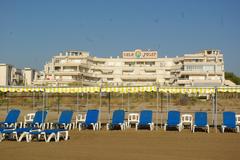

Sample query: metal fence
[0,86,240,132]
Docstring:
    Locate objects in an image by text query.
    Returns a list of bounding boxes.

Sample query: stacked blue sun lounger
[221,111,239,133]
[136,110,154,131]
[192,112,209,133]
[78,109,100,131]
[1,110,73,142]
[164,111,183,132]
[0,109,20,129]
[27,128,69,142]
[51,110,74,130]
[0,110,48,142]
[0,109,21,141]
[106,109,125,130]
[27,110,73,142]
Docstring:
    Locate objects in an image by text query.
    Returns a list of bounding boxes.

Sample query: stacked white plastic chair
[127,113,139,128]
[181,114,193,130]
[75,113,86,129]
[23,113,35,128]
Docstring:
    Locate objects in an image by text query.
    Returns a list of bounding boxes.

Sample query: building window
[125,62,135,66]
[185,65,217,72]
[55,67,61,71]
[136,62,144,65]
[145,70,156,73]
[55,59,60,63]
[207,51,212,55]
[63,66,77,72]
[145,62,155,66]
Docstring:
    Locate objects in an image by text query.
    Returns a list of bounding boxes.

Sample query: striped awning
[0,86,239,94]
[159,87,215,94]
[101,86,157,93]
[45,87,100,93]
[0,87,44,93]
[217,87,240,93]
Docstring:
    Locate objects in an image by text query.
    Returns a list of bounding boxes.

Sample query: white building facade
[34,49,227,87]
[0,64,24,86]
[0,64,37,86]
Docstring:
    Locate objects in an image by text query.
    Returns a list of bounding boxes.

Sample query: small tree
[225,72,240,85]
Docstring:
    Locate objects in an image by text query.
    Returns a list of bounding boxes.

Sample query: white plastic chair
[23,113,35,128]
[127,113,139,128]
[75,113,86,129]
[236,114,240,126]
[181,114,193,130]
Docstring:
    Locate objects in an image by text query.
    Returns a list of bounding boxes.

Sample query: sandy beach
[0,128,239,160]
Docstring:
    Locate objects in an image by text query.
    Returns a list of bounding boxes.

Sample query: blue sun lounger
[221,111,239,133]
[0,128,13,141]
[0,110,48,142]
[78,109,100,131]
[51,110,73,130]
[106,110,126,130]
[0,127,68,143]
[26,111,70,142]
[164,111,183,132]
[0,109,20,141]
[0,109,20,128]
[0,127,37,142]
[27,128,69,143]
[192,112,209,133]
[136,110,154,131]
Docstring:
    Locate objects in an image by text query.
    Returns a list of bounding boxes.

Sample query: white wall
[0,65,8,86]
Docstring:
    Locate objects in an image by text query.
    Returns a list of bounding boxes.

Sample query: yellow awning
[0,86,239,94]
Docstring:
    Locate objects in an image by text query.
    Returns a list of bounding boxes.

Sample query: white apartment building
[0,64,12,86]
[0,64,37,86]
[0,64,23,86]
[174,50,225,86]
[34,49,228,87]
[23,68,37,86]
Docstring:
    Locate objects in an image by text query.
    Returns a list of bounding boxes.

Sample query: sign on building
[122,49,158,59]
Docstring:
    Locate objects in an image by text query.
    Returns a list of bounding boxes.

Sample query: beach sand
[0,128,239,160]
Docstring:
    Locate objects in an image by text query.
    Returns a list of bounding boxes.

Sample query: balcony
[121,75,157,80]
[54,71,81,76]
[180,70,223,76]
[176,79,192,85]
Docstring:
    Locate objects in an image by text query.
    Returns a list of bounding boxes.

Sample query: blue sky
[0,0,240,75]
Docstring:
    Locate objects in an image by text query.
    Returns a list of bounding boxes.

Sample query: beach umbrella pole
[212,93,215,127]
[77,92,79,112]
[127,92,129,113]
[108,92,111,123]
[42,89,46,125]
[86,92,88,109]
[156,88,159,130]
[99,90,102,126]
[32,91,35,111]
[6,92,9,112]
[57,92,60,114]
[122,92,124,109]
[160,92,163,128]
[214,88,218,133]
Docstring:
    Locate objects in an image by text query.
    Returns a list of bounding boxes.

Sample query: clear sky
[0,0,240,75]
